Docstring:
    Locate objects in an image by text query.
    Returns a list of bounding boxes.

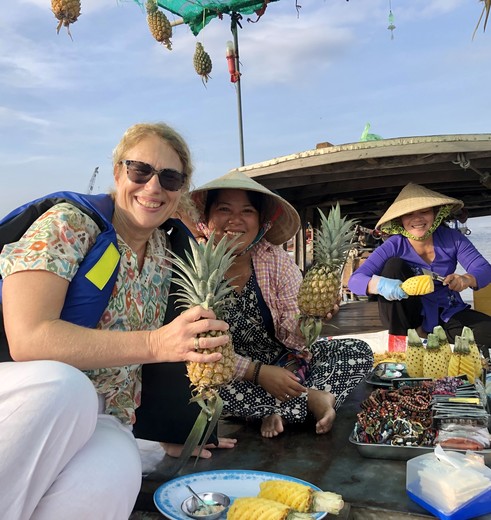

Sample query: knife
[421,268,446,283]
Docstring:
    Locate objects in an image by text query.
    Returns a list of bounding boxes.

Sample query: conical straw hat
[376,183,464,230]
[191,170,300,245]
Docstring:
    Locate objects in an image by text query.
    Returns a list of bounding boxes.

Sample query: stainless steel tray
[349,433,491,465]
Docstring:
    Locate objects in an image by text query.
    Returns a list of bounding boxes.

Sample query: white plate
[153,469,327,520]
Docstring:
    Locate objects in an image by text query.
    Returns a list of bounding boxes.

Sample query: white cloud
[0,107,51,128]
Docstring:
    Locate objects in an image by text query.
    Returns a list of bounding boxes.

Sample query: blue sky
[0,0,490,233]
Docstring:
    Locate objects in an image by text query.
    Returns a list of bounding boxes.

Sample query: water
[456,217,491,305]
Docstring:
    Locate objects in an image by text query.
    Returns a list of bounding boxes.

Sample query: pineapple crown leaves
[433,325,449,345]
[425,332,440,351]
[461,326,476,344]
[314,204,358,267]
[145,0,159,14]
[454,335,471,355]
[166,232,240,317]
[407,328,423,347]
[298,315,323,350]
[165,392,224,476]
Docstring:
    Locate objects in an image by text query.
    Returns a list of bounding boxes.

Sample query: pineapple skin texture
[297,266,340,317]
[194,43,212,81]
[187,332,235,394]
[146,2,172,50]
[423,350,448,379]
[51,0,80,29]
[406,346,425,378]
[400,275,434,296]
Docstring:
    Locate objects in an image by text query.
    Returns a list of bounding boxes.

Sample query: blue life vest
[0,192,120,329]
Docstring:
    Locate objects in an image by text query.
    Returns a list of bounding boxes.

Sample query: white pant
[0,360,142,520]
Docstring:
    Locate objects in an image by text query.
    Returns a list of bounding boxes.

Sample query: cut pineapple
[423,332,448,379]
[400,275,434,296]
[227,497,314,520]
[433,325,452,366]
[258,480,344,514]
[448,335,476,384]
[462,326,483,378]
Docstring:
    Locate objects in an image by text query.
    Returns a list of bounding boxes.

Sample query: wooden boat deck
[321,300,384,336]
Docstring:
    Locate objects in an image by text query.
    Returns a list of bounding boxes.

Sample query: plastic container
[406,449,491,519]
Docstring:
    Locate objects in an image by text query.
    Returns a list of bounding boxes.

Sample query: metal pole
[231,13,245,166]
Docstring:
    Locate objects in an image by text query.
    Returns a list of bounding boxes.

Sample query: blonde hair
[112,122,197,218]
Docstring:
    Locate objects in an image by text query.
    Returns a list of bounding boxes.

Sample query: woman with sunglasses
[0,122,234,519]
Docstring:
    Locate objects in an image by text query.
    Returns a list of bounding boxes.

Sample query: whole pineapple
[193,42,213,84]
[405,328,425,377]
[423,332,448,379]
[51,0,81,37]
[167,232,238,461]
[297,204,357,318]
[146,0,172,50]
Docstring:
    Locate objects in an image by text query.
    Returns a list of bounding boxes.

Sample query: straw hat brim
[376,183,464,230]
[191,170,301,245]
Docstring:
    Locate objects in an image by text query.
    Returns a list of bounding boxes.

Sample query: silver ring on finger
[285,394,290,399]
[194,337,200,351]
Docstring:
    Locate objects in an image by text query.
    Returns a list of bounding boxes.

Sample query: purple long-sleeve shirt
[348,225,491,332]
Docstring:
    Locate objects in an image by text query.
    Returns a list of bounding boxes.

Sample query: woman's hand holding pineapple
[150,305,230,363]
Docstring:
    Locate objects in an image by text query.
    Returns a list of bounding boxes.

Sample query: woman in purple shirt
[348,183,491,351]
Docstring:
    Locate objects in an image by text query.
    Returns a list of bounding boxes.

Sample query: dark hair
[204,189,272,225]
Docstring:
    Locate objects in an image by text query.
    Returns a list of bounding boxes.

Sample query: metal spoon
[186,485,215,514]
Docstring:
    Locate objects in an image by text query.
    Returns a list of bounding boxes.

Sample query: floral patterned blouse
[0,202,172,425]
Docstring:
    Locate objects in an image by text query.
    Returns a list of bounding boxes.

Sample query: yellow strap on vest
[85,242,120,290]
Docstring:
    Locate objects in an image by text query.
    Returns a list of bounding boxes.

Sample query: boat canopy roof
[231,133,491,229]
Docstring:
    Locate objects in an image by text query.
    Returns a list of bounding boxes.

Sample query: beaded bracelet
[252,362,263,385]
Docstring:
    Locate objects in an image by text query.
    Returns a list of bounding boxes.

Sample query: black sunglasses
[121,160,186,192]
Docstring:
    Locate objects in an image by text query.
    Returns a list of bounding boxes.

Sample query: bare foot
[307,389,336,434]
[261,414,286,438]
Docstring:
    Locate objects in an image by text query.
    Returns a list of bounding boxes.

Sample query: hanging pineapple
[193,42,213,84]
[51,0,81,38]
[166,232,238,461]
[297,204,357,318]
[448,335,476,384]
[405,328,425,378]
[461,326,483,380]
[423,332,448,379]
[146,0,172,50]
[433,325,452,366]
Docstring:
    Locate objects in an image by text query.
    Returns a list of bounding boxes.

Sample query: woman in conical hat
[180,170,373,439]
[348,183,491,348]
